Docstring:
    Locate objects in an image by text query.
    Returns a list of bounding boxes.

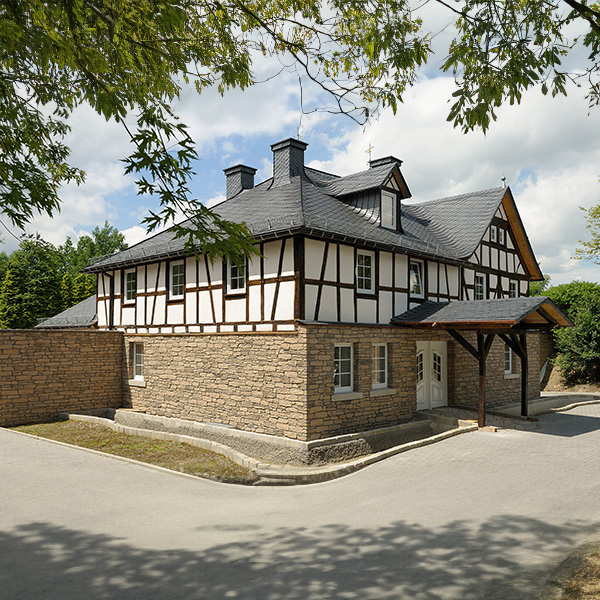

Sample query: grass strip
[13,420,257,485]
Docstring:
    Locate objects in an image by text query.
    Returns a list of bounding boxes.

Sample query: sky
[2,10,600,286]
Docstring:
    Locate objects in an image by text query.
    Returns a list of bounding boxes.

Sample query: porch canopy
[391,297,573,427]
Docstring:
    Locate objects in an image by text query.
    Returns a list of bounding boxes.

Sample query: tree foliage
[1,0,600,262]
[574,203,600,262]
[0,222,126,328]
[544,281,600,384]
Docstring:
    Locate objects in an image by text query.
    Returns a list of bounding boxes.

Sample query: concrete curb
[55,412,477,486]
[539,539,600,599]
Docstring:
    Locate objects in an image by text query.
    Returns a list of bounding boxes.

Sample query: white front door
[416,341,448,410]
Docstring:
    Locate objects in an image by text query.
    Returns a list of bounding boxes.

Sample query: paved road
[2,405,600,600]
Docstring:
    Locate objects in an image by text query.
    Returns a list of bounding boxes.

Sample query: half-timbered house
[84,138,570,449]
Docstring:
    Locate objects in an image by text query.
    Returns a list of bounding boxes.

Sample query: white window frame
[381,190,397,229]
[474,274,486,300]
[504,345,513,375]
[133,342,144,380]
[227,260,246,294]
[499,228,506,245]
[169,260,185,300]
[124,268,136,303]
[334,344,353,393]
[409,259,424,298]
[356,250,375,294]
[372,344,388,389]
[509,281,518,298]
[490,225,497,243]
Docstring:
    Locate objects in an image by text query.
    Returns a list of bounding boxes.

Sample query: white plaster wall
[448,266,460,297]
[395,255,408,288]
[263,240,282,277]
[275,281,295,320]
[153,296,166,325]
[122,306,135,326]
[185,257,196,287]
[146,264,158,292]
[357,297,377,324]
[379,291,393,321]
[226,297,246,322]
[318,286,337,321]
[167,303,184,325]
[379,252,393,287]
[198,290,214,323]
[136,296,146,326]
[186,291,197,323]
[339,245,354,284]
[305,284,318,320]
[263,282,276,319]
[305,239,325,280]
[427,261,437,295]
[395,293,408,316]
[248,285,261,321]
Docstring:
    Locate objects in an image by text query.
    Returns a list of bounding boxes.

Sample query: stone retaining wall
[0,330,123,427]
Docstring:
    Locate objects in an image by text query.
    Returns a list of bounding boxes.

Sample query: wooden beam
[447,329,478,359]
[520,333,528,417]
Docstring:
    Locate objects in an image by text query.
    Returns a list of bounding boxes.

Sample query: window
[133,343,144,380]
[334,344,353,393]
[372,344,388,389]
[124,269,136,303]
[381,190,396,229]
[356,250,374,293]
[409,260,424,298]
[509,281,518,298]
[499,228,506,245]
[504,345,513,375]
[227,261,246,293]
[474,274,486,300]
[490,226,497,243]
[169,261,185,299]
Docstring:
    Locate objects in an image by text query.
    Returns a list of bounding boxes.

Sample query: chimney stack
[369,156,403,169]
[270,138,308,186]
[223,164,257,199]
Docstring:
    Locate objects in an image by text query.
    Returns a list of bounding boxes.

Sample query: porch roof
[390,297,573,331]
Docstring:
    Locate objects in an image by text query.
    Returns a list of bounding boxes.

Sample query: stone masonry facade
[123,330,309,440]
[0,330,123,427]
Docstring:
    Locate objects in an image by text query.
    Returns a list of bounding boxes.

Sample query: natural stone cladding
[124,325,543,442]
[123,330,309,440]
[0,330,123,427]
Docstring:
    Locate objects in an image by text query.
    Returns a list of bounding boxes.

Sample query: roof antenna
[501,175,507,189]
[296,74,303,141]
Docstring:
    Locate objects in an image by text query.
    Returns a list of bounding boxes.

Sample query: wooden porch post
[520,333,528,417]
[477,333,486,428]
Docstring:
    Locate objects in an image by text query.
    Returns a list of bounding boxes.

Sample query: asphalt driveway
[2,404,600,600]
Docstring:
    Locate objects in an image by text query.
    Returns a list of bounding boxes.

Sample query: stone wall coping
[122,330,299,337]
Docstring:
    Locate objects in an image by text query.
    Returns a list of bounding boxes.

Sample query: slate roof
[84,164,508,273]
[35,295,98,329]
[391,297,573,328]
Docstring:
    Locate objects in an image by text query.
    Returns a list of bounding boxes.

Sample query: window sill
[504,373,520,380]
[370,387,397,398]
[128,379,147,388]
[332,391,363,402]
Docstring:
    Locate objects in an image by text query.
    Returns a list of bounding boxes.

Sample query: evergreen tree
[0,264,33,329]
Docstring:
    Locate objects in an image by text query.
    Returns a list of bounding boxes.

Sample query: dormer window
[381,190,397,229]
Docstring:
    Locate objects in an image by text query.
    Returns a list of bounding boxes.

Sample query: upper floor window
[227,261,246,293]
[474,274,486,300]
[490,226,497,243]
[498,228,506,245]
[356,250,375,294]
[169,260,185,300]
[124,268,136,303]
[381,190,397,229]
[410,260,424,298]
[372,344,388,389]
[509,281,518,298]
[334,344,353,393]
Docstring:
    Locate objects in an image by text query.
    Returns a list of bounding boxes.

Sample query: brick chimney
[270,138,308,186]
[223,164,257,199]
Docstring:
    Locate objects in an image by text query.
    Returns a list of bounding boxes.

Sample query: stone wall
[450,331,541,409]
[123,330,309,440]
[0,330,123,427]
[305,324,419,440]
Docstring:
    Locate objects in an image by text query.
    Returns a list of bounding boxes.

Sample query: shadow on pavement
[528,410,600,438]
[1,516,599,600]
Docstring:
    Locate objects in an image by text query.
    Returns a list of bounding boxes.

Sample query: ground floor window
[133,342,144,380]
[334,344,353,392]
[504,345,513,375]
[372,344,388,389]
